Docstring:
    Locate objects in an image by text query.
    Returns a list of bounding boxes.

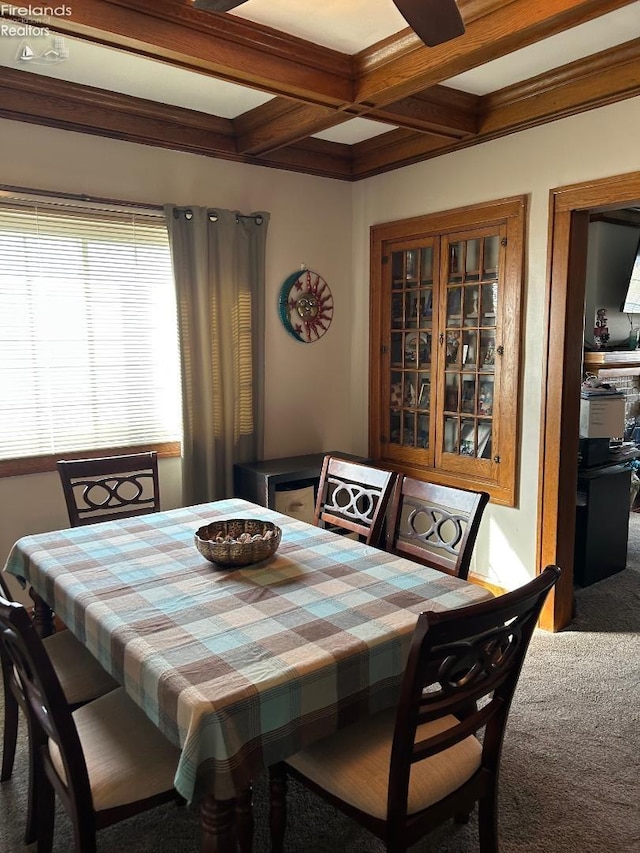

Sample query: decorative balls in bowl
[194,519,281,568]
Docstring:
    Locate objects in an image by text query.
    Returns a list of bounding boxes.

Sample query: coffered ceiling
[0,0,639,180]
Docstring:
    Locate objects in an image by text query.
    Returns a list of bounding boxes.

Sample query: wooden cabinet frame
[369,196,527,506]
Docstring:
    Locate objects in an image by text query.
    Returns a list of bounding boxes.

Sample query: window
[369,197,526,506]
[0,195,181,476]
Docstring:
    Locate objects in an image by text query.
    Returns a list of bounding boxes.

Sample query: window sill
[0,441,181,479]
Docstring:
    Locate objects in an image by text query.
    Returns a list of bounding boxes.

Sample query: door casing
[538,170,640,631]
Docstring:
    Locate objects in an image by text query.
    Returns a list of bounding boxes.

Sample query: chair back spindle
[386,476,489,579]
[57,451,160,527]
[314,456,396,546]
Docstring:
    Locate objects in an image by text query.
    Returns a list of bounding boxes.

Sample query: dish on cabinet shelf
[404,332,429,364]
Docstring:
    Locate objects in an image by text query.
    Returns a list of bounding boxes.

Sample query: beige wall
[353,95,640,586]
[2,96,640,591]
[0,119,354,569]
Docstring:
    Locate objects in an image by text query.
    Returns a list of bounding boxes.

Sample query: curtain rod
[172,207,265,225]
[0,188,266,224]
[236,213,264,223]
[0,184,164,214]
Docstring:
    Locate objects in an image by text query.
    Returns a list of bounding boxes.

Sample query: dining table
[2,497,493,852]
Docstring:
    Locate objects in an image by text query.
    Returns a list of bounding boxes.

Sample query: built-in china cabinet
[369,196,526,507]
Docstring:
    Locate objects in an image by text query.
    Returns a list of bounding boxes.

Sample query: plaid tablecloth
[3,498,492,803]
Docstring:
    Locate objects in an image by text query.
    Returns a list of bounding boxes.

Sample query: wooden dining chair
[385,475,490,580]
[57,451,160,527]
[314,455,396,546]
[0,574,118,844]
[0,594,181,853]
[270,565,561,853]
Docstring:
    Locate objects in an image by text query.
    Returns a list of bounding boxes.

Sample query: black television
[621,231,640,313]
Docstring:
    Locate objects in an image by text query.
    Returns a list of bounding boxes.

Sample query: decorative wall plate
[278,269,334,343]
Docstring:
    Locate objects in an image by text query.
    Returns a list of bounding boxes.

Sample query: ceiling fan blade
[192,0,248,12]
[393,0,465,47]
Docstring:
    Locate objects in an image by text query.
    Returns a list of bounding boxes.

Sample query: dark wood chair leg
[1,666,18,782]
[235,786,253,853]
[269,763,288,853]
[74,808,98,853]
[24,712,39,844]
[35,767,55,853]
[478,787,499,853]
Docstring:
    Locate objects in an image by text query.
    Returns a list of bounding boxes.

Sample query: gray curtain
[164,205,269,504]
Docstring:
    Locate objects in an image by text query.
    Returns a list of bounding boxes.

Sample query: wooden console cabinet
[233,452,365,511]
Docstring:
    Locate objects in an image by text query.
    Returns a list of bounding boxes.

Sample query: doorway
[537,169,640,631]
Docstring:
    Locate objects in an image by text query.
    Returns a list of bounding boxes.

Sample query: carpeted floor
[2,519,639,853]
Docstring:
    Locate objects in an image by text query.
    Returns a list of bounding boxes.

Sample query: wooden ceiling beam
[352,38,640,178]
[234,100,341,156]
[364,87,480,138]
[353,129,449,178]
[225,0,635,156]
[1,35,637,182]
[254,138,353,181]
[9,0,633,162]
[15,0,354,106]
[479,39,640,134]
[1,1,638,181]
[235,90,479,156]
[0,67,235,158]
[355,0,637,107]
[0,66,353,179]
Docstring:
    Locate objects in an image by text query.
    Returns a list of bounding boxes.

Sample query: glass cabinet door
[388,242,435,453]
[370,195,525,507]
[440,232,501,461]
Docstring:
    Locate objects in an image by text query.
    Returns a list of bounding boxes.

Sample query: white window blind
[0,197,182,461]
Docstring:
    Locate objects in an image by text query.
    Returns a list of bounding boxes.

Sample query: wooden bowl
[194,519,281,568]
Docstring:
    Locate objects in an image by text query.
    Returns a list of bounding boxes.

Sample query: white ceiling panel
[444,2,640,94]
[313,118,398,145]
[229,0,407,53]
